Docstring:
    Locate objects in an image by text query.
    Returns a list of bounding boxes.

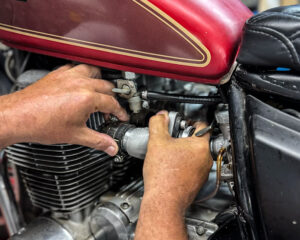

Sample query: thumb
[74,127,119,156]
[149,111,170,139]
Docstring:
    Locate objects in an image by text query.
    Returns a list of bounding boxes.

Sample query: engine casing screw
[196,226,206,236]
[114,155,124,163]
[120,202,130,210]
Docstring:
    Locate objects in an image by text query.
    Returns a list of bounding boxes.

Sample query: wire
[4,52,17,83]
[194,147,226,203]
[142,91,222,105]
[19,52,31,74]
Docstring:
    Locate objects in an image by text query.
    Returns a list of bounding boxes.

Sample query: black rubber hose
[143,91,222,105]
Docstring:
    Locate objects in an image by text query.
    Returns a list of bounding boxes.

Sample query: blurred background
[242,0,299,11]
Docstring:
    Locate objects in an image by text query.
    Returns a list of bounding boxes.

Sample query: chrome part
[121,112,195,159]
[180,120,187,129]
[186,218,218,239]
[122,127,149,159]
[178,126,195,138]
[168,111,181,137]
[91,180,143,240]
[10,217,73,240]
[0,162,23,236]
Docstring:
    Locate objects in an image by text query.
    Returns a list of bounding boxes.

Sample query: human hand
[135,111,213,240]
[0,64,128,155]
[143,111,213,209]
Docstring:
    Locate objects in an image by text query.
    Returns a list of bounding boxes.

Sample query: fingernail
[120,111,129,121]
[156,110,168,115]
[105,146,117,156]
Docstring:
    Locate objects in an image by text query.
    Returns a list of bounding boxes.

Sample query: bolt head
[142,101,150,109]
[120,202,130,210]
[196,226,206,236]
[180,120,187,129]
[114,155,124,163]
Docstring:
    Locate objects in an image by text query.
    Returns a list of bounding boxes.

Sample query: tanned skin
[0,64,213,239]
[134,112,212,240]
[0,64,128,155]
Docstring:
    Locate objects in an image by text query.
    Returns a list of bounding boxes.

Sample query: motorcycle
[0,0,299,239]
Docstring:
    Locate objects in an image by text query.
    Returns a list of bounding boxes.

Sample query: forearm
[0,94,24,149]
[135,192,188,240]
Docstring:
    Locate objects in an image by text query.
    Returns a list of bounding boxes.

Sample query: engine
[0,49,234,240]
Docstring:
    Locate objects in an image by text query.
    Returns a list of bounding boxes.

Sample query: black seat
[237,5,300,71]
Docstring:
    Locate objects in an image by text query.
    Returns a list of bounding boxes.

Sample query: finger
[74,127,119,156]
[149,111,170,138]
[85,78,115,95]
[193,122,208,130]
[71,64,101,78]
[94,93,129,121]
[104,113,111,121]
[51,64,73,74]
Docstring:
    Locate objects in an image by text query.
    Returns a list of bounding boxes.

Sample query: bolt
[196,226,206,236]
[17,228,26,235]
[142,101,150,109]
[180,120,187,129]
[109,115,119,122]
[120,202,130,210]
[114,155,124,163]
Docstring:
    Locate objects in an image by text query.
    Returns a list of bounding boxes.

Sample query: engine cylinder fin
[5,112,139,214]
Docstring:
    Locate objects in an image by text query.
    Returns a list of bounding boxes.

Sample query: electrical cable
[142,91,222,105]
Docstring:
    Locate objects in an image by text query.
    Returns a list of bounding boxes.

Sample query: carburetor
[102,112,196,159]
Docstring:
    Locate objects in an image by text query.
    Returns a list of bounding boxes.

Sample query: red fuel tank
[0,0,252,84]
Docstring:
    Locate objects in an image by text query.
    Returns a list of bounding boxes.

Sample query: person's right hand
[143,111,213,208]
[0,64,128,156]
[135,111,213,240]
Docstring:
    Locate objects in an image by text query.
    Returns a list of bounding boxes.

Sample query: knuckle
[150,114,164,125]
[109,96,119,107]
[93,138,105,149]
[79,90,93,104]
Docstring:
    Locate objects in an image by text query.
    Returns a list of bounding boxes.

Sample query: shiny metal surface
[121,112,193,159]
[0,162,23,236]
[6,112,136,214]
[91,179,143,240]
[122,127,149,159]
[10,217,73,240]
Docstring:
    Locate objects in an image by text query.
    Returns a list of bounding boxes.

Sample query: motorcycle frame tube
[228,79,262,240]
[0,160,23,236]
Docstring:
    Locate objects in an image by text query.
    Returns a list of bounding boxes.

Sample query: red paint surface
[0,0,252,84]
